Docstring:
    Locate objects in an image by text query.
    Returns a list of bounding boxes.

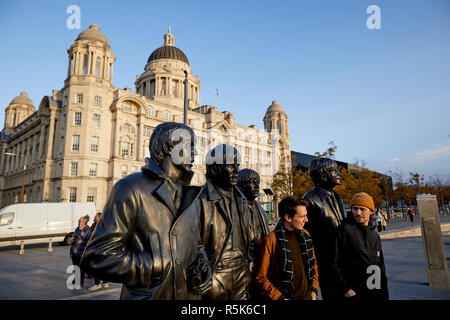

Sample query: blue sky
[1,0,449,182]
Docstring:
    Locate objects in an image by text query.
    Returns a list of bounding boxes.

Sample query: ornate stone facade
[0,25,291,212]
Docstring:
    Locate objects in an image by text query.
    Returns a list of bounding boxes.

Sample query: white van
[0,202,96,247]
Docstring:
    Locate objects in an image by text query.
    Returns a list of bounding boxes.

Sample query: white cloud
[389,157,400,163]
[412,140,450,162]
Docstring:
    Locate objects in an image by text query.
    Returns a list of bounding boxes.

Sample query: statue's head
[237,168,260,201]
[206,144,241,191]
[309,158,341,189]
[150,122,197,185]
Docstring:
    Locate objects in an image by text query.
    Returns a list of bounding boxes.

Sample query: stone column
[38,122,46,159]
[67,54,72,78]
[46,114,56,160]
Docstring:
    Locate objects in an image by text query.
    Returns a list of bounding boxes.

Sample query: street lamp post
[183,70,189,125]
[5,152,27,203]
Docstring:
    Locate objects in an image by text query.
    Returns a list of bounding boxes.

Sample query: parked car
[0,202,96,247]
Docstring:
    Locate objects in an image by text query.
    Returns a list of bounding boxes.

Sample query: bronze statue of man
[237,169,269,266]
[81,122,211,300]
[302,158,345,301]
[199,144,252,300]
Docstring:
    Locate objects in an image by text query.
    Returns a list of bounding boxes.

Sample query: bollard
[48,238,53,252]
[19,241,24,255]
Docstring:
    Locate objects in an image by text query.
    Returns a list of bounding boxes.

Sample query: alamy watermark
[66,265,82,289]
[168,127,282,176]
[366,5,381,30]
[366,265,381,290]
[66,5,81,30]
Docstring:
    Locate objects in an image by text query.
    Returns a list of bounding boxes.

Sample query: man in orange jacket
[253,196,319,300]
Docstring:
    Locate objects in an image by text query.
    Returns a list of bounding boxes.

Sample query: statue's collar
[314,186,333,200]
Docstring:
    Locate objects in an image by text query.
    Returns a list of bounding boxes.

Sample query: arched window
[95,57,101,77]
[83,54,88,75]
[164,111,170,121]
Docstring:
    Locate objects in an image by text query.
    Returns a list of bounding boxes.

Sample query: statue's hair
[309,157,337,185]
[205,144,241,179]
[237,168,260,188]
[149,122,194,165]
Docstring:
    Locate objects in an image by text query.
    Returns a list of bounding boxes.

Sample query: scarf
[275,219,316,295]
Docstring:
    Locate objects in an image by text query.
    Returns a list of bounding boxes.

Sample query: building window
[194,119,201,129]
[95,57,101,77]
[121,142,130,156]
[161,78,166,95]
[164,111,170,121]
[144,127,152,137]
[172,80,178,97]
[92,114,101,128]
[69,188,77,202]
[131,166,137,172]
[121,165,127,177]
[70,162,78,176]
[74,112,82,126]
[89,163,98,177]
[76,94,83,104]
[82,55,88,75]
[87,188,96,203]
[147,106,153,116]
[123,124,131,133]
[94,96,102,106]
[72,135,80,151]
[90,136,99,152]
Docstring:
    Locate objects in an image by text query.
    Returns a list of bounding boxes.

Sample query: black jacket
[303,187,345,293]
[199,180,252,300]
[331,214,389,301]
[80,158,204,300]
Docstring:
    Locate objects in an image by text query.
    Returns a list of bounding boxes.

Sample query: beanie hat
[350,192,375,212]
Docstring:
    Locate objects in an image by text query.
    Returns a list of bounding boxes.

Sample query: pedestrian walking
[331,193,389,301]
[70,215,91,287]
[253,196,319,300]
[376,209,382,232]
[87,212,109,291]
[381,209,387,231]
[407,208,414,222]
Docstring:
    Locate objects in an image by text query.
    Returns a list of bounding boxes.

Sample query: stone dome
[266,100,285,113]
[147,27,189,65]
[147,46,190,65]
[76,24,109,46]
[11,92,34,106]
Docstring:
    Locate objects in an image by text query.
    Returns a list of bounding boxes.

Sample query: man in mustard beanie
[330,192,389,300]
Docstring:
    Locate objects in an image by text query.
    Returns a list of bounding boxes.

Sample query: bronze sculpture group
[81,122,346,300]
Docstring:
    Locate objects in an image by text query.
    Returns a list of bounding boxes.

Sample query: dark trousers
[71,256,85,286]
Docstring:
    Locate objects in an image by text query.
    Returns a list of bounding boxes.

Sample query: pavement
[0,215,449,300]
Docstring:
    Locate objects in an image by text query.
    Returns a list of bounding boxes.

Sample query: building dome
[76,24,109,46]
[266,100,285,113]
[10,92,34,106]
[147,27,190,65]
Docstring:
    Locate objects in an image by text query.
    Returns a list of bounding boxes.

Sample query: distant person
[87,213,109,291]
[381,209,387,231]
[253,196,319,300]
[331,193,389,301]
[376,209,382,232]
[70,215,91,287]
[369,212,377,231]
[407,208,414,222]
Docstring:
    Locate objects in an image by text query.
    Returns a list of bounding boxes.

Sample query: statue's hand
[187,246,212,296]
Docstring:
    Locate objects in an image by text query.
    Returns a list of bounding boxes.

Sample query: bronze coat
[80,158,204,300]
[199,180,252,299]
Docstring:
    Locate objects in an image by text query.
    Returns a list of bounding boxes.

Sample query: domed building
[0,25,291,213]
